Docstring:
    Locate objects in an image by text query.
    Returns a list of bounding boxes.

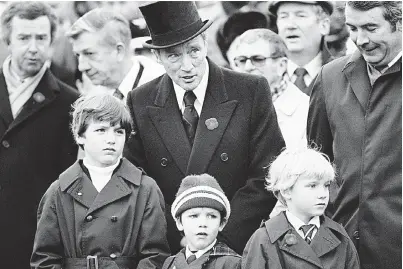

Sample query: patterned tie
[187,253,197,264]
[183,90,199,145]
[113,88,124,100]
[293,67,308,93]
[299,224,316,244]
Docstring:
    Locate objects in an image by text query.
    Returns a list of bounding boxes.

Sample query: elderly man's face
[155,35,207,91]
[276,3,329,55]
[8,16,51,78]
[346,5,402,69]
[72,31,120,88]
[231,38,286,87]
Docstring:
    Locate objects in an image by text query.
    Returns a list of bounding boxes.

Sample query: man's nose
[28,39,38,53]
[244,59,255,72]
[180,54,193,72]
[77,55,90,72]
[355,30,370,47]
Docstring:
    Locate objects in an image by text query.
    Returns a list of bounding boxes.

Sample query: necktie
[187,254,197,264]
[300,224,316,244]
[113,88,124,100]
[293,67,308,93]
[183,91,199,145]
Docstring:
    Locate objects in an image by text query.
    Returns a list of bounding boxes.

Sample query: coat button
[111,216,118,222]
[110,253,117,259]
[353,230,359,240]
[77,192,82,196]
[86,215,93,222]
[160,158,168,167]
[2,140,10,148]
[220,153,229,162]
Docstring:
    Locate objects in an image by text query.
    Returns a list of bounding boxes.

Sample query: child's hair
[171,174,231,225]
[70,93,132,147]
[265,146,335,205]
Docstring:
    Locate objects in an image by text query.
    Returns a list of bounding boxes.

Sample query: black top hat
[269,1,334,16]
[139,1,213,49]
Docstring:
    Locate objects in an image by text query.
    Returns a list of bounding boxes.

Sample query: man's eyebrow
[346,22,378,28]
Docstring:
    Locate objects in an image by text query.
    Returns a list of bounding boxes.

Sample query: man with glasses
[124,1,285,254]
[231,28,309,149]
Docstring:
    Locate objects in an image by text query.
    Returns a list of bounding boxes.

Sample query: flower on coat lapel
[205,118,219,130]
[284,233,297,246]
[33,92,45,103]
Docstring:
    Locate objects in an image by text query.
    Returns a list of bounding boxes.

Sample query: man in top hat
[269,1,334,95]
[124,1,285,254]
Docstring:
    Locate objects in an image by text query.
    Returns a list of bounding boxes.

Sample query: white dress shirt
[288,52,323,87]
[286,210,321,240]
[185,239,216,259]
[173,59,209,116]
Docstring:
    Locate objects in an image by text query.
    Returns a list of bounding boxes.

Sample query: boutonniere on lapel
[284,233,298,246]
[205,118,219,130]
[33,92,45,103]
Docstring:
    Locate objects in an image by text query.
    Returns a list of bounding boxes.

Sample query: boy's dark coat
[31,159,170,269]
[242,212,360,269]
[124,59,285,253]
[0,69,78,269]
[163,242,241,269]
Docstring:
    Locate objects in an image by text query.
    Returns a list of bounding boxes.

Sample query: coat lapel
[186,60,237,174]
[147,74,192,175]
[0,71,13,137]
[310,225,341,258]
[342,50,371,110]
[8,69,60,131]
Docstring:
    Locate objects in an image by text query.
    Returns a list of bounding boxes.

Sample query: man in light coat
[307,2,402,269]
[124,1,285,254]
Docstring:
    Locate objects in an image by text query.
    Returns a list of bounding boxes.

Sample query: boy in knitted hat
[242,147,360,269]
[163,174,241,269]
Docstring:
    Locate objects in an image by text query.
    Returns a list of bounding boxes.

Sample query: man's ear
[116,42,126,62]
[152,49,161,64]
[277,57,288,77]
[319,17,331,36]
[280,188,292,202]
[175,217,184,231]
[396,21,402,32]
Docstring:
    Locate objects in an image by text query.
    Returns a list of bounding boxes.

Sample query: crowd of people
[0,1,400,269]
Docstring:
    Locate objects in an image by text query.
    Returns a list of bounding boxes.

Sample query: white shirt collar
[186,239,216,259]
[173,59,209,116]
[285,210,321,239]
[288,52,323,86]
[385,51,402,71]
[117,58,138,101]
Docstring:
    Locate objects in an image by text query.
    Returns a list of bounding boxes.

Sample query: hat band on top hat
[149,19,205,47]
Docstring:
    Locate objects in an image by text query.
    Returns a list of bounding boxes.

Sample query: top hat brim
[142,19,213,49]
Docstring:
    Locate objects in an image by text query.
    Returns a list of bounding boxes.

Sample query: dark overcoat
[242,212,360,269]
[124,59,285,254]
[307,50,402,269]
[0,69,78,269]
[31,159,170,269]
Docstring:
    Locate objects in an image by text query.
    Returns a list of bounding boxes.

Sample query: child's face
[175,207,226,251]
[77,120,125,167]
[282,176,331,223]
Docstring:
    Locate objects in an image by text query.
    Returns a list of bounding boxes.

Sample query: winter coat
[242,212,360,269]
[31,159,170,269]
[307,50,402,269]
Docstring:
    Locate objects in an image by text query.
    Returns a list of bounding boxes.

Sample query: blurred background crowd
[0,1,356,93]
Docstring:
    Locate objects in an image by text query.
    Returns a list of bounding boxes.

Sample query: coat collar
[265,212,345,267]
[0,69,60,137]
[147,58,237,175]
[59,158,142,192]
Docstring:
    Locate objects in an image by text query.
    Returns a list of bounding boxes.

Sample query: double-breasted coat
[0,69,78,269]
[31,159,170,269]
[124,59,285,254]
[307,50,402,269]
[242,212,360,269]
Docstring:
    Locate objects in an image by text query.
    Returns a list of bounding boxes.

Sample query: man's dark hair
[347,1,402,31]
[0,2,58,45]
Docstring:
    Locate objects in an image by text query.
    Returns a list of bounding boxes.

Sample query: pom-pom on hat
[171,174,231,220]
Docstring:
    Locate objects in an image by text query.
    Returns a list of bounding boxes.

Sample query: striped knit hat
[171,174,231,220]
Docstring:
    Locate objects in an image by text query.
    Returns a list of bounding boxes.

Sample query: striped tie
[300,224,316,244]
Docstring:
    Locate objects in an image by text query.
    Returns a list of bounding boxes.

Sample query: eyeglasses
[234,55,279,68]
